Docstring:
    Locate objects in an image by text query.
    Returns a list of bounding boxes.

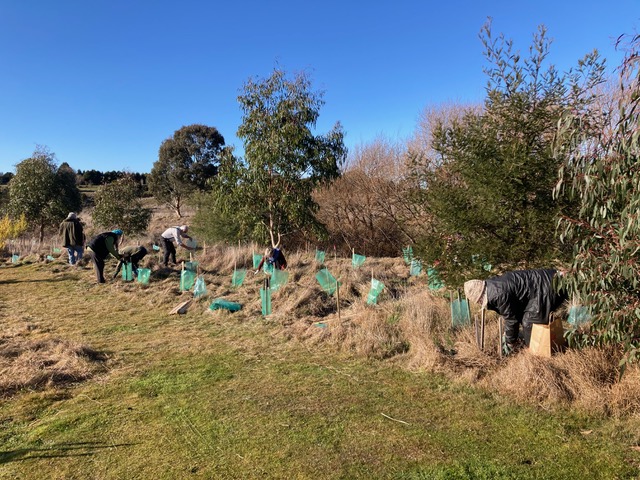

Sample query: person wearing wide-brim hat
[86,229,123,283]
[464,269,567,354]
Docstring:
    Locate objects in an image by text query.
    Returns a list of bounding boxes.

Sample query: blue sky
[0,1,637,174]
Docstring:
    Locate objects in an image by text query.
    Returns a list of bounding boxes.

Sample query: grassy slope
[0,262,638,479]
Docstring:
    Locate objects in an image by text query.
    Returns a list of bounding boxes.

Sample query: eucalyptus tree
[197,68,346,246]
[554,34,640,365]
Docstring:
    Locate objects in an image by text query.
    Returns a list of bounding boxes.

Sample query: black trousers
[88,251,106,283]
[162,237,176,267]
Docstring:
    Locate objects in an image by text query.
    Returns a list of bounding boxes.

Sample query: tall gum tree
[200,68,346,247]
[554,34,640,366]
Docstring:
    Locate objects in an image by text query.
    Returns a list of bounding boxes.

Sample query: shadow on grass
[0,441,137,463]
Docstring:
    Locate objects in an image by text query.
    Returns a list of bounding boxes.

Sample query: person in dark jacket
[464,269,567,353]
[59,212,85,265]
[113,245,148,279]
[86,230,123,283]
[255,246,287,274]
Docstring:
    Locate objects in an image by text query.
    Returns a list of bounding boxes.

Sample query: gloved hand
[501,334,515,356]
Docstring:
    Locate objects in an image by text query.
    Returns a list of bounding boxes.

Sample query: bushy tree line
[3,148,151,242]
[0,172,14,185]
[76,170,147,186]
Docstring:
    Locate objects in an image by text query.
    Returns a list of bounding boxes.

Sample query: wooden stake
[475,314,479,347]
[498,316,503,358]
[336,279,341,322]
[480,308,485,351]
[169,300,192,315]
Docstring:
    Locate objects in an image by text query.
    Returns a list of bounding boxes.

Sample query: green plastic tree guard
[137,268,151,284]
[451,299,471,327]
[122,262,133,281]
[366,278,385,305]
[427,267,444,290]
[180,269,196,291]
[316,268,340,296]
[270,269,289,291]
[260,287,272,315]
[209,299,242,312]
[193,276,207,298]
[231,268,247,287]
[568,306,591,326]
[402,246,413,265]
[410,259,422,276]
[352,253,366,268]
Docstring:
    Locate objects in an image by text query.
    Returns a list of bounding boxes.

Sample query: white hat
[66,212,77,220]
[180,225,188,232]
[464,280,486,306]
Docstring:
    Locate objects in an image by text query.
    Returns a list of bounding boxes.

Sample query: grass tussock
[0,337,108,396]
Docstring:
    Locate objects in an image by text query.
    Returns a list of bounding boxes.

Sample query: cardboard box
[529,317,565,357]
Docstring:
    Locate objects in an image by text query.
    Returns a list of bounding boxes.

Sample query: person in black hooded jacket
[464,269,567,353]
[86,230,123,283]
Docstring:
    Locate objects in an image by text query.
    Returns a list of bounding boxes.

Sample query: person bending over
[86,229,123,284]
[113,245,148,279]
[464,269,567,354]
[160,225,194,267]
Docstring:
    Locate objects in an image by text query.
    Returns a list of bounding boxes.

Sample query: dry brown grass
[0,337,108,396]
[5,202,640,418]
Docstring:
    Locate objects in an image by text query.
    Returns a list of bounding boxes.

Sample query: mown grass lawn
[1,262,639,479]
